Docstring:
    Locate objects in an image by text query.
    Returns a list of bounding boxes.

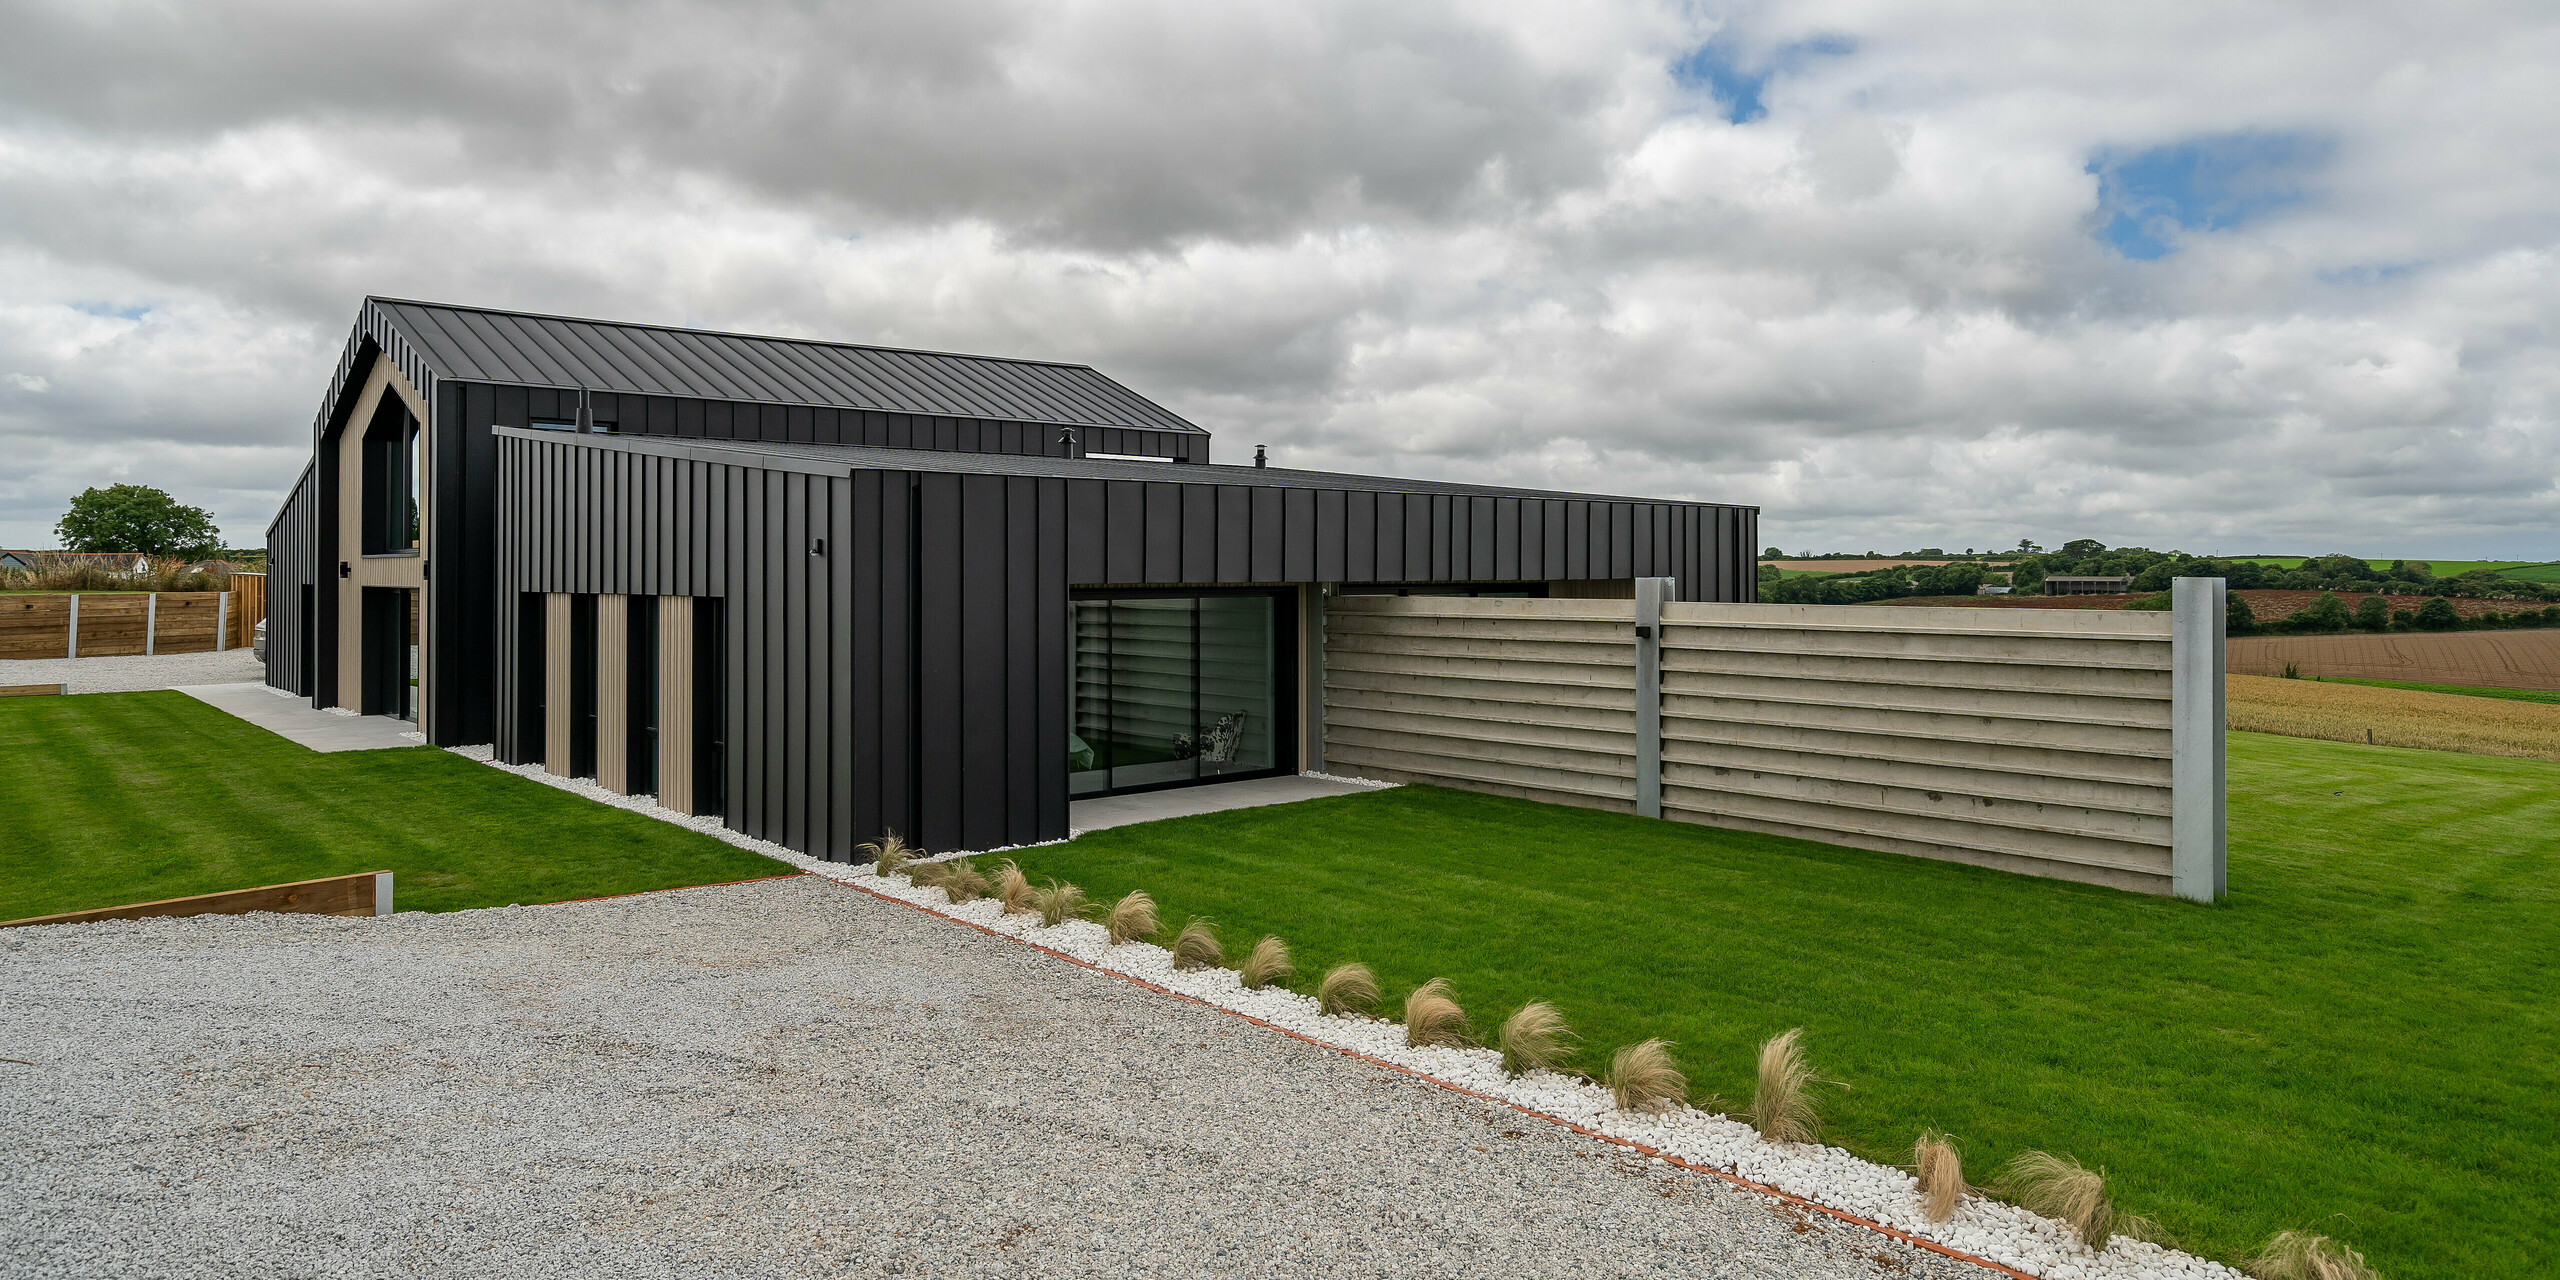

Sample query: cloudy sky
[1,0,2553,558]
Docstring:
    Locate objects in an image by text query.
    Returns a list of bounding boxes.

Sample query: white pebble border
[448,743,2240,1280]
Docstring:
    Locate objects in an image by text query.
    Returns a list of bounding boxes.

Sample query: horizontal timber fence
[0,580,263,661]
[1321,578,2227,900]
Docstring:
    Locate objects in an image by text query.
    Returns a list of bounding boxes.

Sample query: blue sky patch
[73,302,152,322]
[2088,132,2331,259]
[1673,36,1854,125]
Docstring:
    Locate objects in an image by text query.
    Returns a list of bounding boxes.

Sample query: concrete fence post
[2170,576,2228,902]
[145,592,159,656]
[1634,576,1673,819]
[66,594,79,658]
[215,591,230,653]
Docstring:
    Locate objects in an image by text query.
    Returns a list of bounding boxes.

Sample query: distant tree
[2351,595,2392,631]
[2015,539,2042,554]
[2285,592,2353,633]
[55,484,222,558]
[1764,546,1785,559]
[2059,538,2107,559]
[2227,591,2258,636]
[2009,561,2047,593]
[2388,560,2433,583]
[1757,563,1781,583]
[2415,597,2462,631]
[2304,553,2378,582]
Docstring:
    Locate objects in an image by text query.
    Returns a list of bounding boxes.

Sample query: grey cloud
[0,0,2552,558]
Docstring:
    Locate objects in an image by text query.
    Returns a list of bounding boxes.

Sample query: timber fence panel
[1659,602,2177,894]
[1322,592,2218,898]
[1323,595,1639,810]
[231,574,267,648]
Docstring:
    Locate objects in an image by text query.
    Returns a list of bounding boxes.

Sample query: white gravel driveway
[0,876,1972,1279]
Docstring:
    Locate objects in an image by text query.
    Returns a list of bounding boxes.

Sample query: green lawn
[1007,734,2557,1277]
[2326,677,2560,706]
[0,692,790,920]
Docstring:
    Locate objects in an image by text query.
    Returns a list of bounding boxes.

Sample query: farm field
[1000,737,2560,1278]
[2225,672,2560,759]
[2329,678,2560,705]
[2226,557,2555,577]
[2228,629,2560,691]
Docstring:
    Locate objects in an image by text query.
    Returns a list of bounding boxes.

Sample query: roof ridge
[363,296,1104,372]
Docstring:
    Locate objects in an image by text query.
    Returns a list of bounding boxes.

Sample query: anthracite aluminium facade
[267,298,1759,859]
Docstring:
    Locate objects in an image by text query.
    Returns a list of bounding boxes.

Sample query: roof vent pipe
[1254,445,1267,468]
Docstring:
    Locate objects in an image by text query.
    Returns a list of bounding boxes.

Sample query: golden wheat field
[2226,674,2560,760]
[2226,628,2560,690]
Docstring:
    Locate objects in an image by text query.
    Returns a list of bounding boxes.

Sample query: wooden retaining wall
[0,587,263,660]
[1324,593,2216,898]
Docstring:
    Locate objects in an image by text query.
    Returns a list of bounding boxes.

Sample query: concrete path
[1070,773,1384,832]
[0,877,1963,1280]
[175,681,420,752]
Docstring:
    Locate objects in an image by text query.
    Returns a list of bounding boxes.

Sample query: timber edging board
[0,871,393,929]
[1,684,66,697]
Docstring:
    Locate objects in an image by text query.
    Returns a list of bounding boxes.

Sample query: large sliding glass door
[1070,590,1292,797]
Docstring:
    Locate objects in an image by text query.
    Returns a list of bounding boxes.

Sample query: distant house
[2043,575,2132,596]
[1977,584,2011,595]
[179,559,238,576]
[0,551,152,576]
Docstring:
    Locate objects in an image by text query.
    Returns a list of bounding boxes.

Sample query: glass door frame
[1068,585,1299,799]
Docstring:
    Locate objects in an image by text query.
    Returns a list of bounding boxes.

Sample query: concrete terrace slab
[176,682,421,753]
[1069,773,1383,833]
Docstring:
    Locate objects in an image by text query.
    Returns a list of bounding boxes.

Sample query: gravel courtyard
[0,876,1969,1279]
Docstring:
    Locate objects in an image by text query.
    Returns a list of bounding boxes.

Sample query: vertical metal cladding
[494,428,1753,864]
[494,434,1066,860]
[262,462,320,696]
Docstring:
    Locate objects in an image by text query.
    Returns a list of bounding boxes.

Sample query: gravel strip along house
[262,298,1758,859]
[0,879,1970,1280]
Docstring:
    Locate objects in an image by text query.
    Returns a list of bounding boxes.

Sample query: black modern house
[264,299,1758,858]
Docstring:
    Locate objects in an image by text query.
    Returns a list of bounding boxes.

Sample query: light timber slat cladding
[1322,594,2198,897]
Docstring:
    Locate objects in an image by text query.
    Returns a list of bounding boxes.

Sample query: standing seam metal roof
[365,298,1204,434]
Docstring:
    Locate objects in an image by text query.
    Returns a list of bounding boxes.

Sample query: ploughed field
[2226,627,2560,691]
[1010,738,2560,1278]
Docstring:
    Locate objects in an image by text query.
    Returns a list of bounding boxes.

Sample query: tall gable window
[361,397,421,554]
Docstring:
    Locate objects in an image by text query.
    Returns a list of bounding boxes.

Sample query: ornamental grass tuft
[858,831,917,877]
[1103,890,1158,944]
[1402,977,1468,1048]
[1317,962,1380,1016]
[1239,935,1294,990]
[1605,1038,1686,1112]
[1996,1151,2170,1250]
[1911,1129,1968,1222]
[2246,1231,2378,1280]
[1171,918,1223,969]
[1750,1027,1827,1145]
[1033,879,1086,928]
[1497,1000,1575,1076]
[991,859,1034,914]
[939,858,989,904]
